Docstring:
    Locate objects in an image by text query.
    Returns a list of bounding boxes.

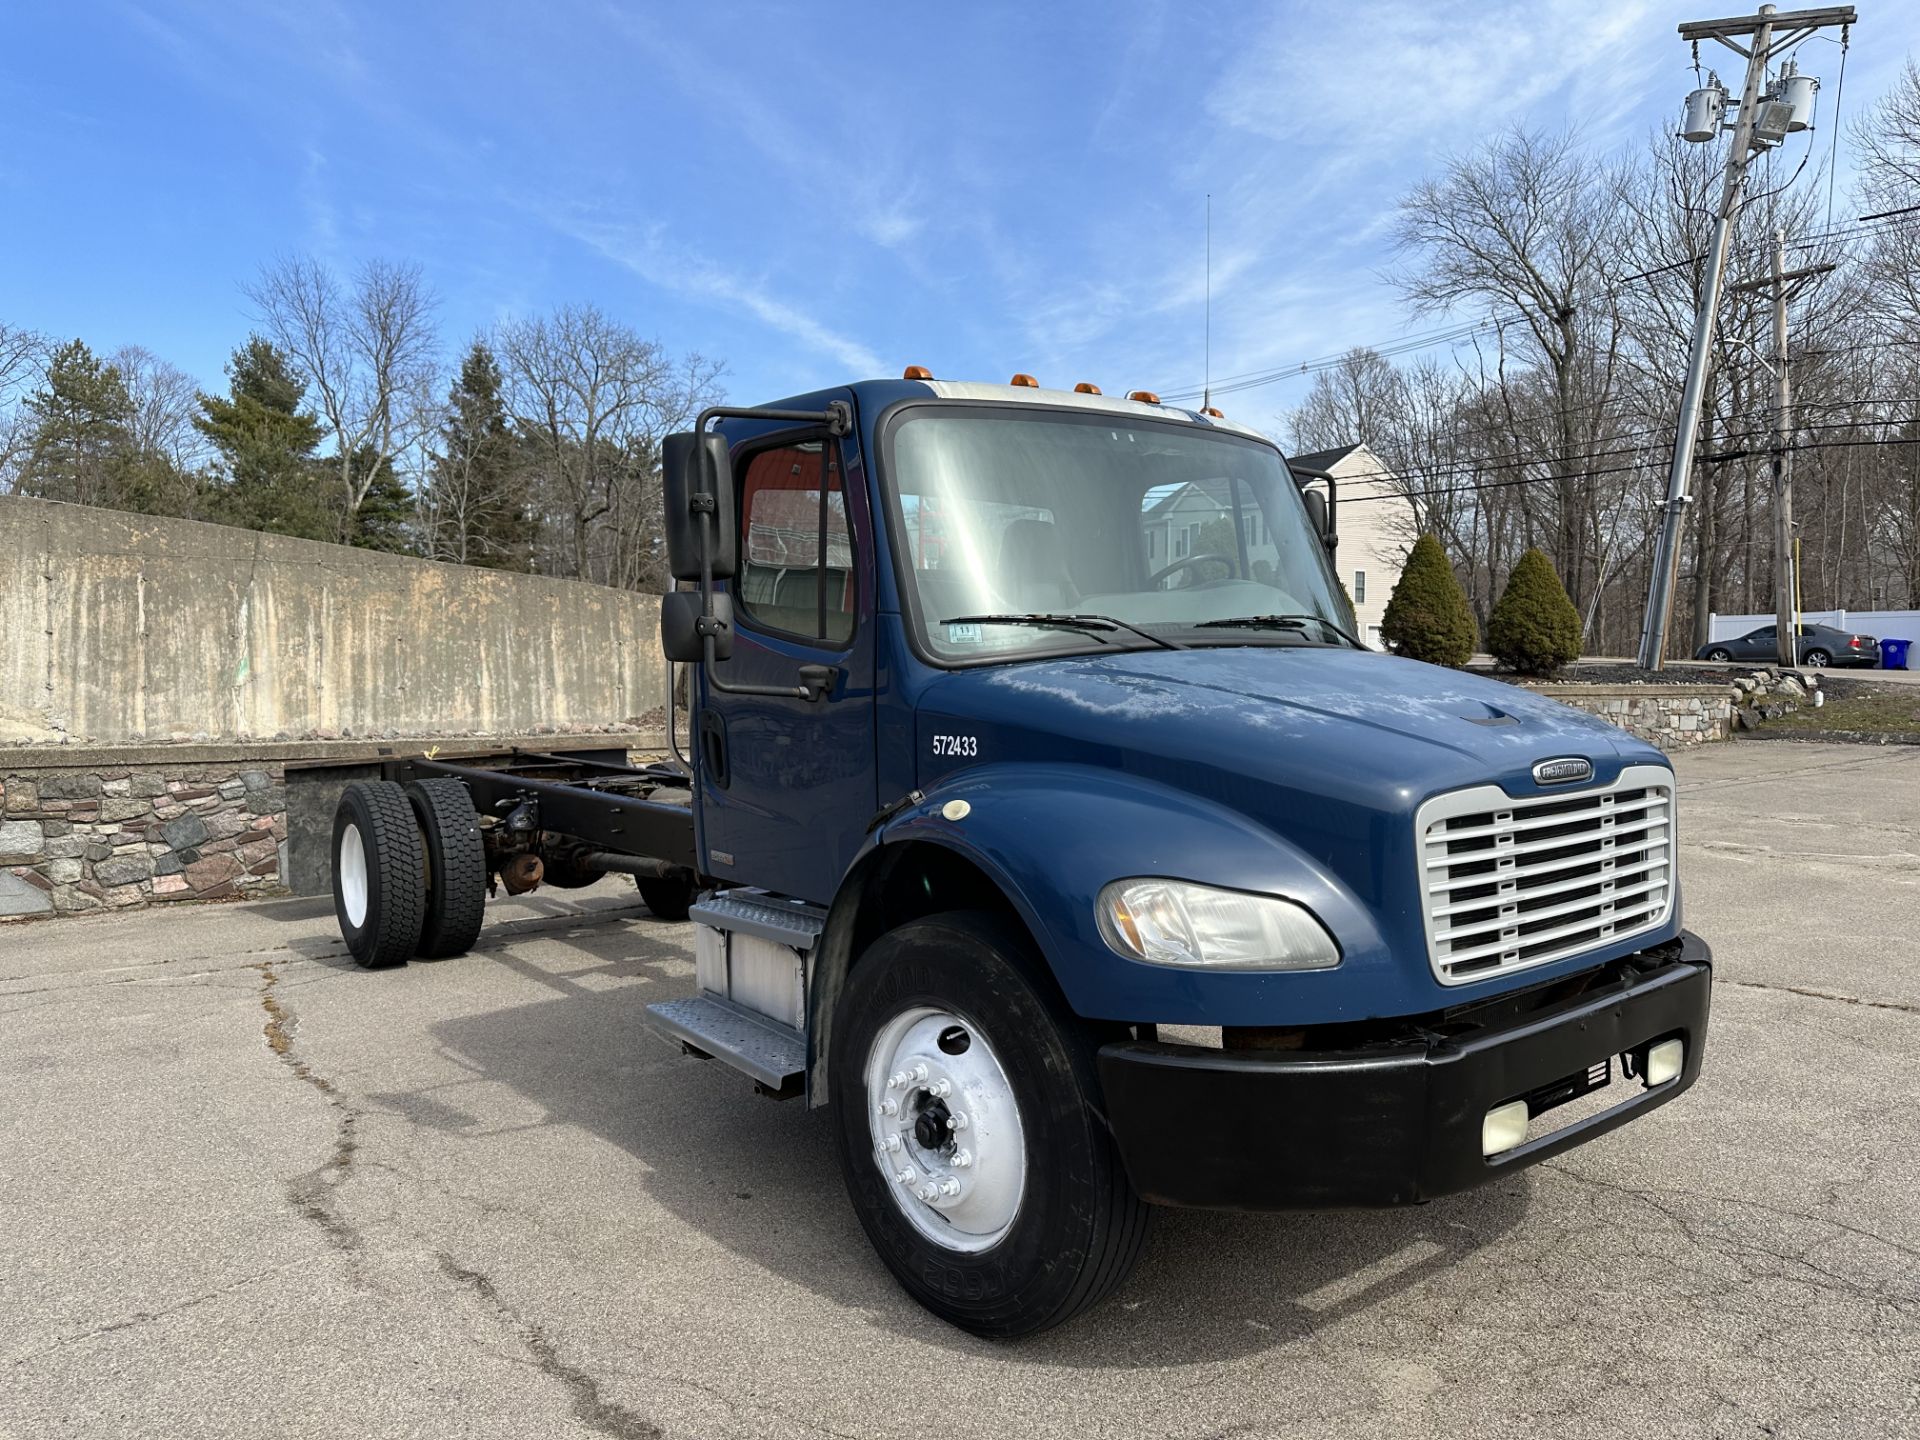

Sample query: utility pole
[1730,230,1834,665]
[1636,4,1855,670]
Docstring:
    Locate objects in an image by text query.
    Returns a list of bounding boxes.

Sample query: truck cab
[648,373,1710,1335]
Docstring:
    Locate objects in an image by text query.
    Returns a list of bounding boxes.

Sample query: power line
[1319,408,1920,492]
[1339,428,1918,506]
[1158,218,1920,406]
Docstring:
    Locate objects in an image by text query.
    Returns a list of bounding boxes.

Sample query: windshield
[885,407,1353,662]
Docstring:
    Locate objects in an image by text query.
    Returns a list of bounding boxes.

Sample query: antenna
[1203,194,1212,411]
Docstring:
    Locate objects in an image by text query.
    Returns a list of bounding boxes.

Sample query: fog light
[1645,1038,1684,1087]
[1482,1100,1530,1157]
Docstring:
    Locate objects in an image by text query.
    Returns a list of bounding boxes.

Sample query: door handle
[797,664,838,702]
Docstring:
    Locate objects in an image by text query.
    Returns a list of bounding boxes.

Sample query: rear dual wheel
[331,779,486,967]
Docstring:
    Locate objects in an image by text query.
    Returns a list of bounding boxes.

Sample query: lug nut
[884,1135,902,1153]
[939,1179,961,1198]
[918,1183,939,1202]
[952,1149,973,1168]
[896,1168,915,1186]
[930,1079,952,1098]
[949,1111,969,1131]
[877,1098,899,1117]
[912,1064,929,1082]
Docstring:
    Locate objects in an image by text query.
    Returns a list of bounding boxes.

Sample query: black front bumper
[1097,933,1711,1210]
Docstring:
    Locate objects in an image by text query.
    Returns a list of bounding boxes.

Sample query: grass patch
[1767,687,1920,734]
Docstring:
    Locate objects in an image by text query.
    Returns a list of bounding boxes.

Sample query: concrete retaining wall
[0,496,664,746]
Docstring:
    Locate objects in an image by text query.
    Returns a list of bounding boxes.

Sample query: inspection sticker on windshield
[945,623,984,644]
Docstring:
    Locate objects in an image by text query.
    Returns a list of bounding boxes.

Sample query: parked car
[1696,622,1879,668]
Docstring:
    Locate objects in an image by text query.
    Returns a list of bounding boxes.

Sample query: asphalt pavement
[3,741,1918,1439]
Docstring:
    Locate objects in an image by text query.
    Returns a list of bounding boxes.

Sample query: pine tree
[425,342,534,568]
[1487,547,1583,676]
[1381,534,1477,666]
[20,340,136,506]
[195,338,333,540]
[346,449,417,553]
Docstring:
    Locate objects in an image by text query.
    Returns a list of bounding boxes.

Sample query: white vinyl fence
[1708,609,1920,643]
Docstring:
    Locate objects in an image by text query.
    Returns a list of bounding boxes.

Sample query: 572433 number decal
[931,734,979,758]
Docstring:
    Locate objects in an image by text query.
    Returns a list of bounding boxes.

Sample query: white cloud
[553,212,885,376]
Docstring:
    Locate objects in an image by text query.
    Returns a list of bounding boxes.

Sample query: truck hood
[914,646,1662,907]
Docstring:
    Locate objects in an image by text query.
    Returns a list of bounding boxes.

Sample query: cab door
[695,409,876,905]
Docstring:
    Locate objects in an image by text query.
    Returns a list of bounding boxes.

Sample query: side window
[736,439,853,645]
[1353,570,1367,604]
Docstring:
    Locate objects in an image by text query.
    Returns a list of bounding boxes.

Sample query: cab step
[689,889,825,946]
[645,995,806,1097]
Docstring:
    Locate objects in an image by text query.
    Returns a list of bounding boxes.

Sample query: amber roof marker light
[1201,406,1225,418]
[1010,373,1040,388]
[1074,382,1102,394]
[903,365,934,380]
[1127,390,1161,405]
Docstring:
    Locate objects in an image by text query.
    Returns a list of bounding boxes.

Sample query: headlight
[1095,879,1341,971]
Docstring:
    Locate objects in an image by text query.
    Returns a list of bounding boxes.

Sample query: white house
[1286,442,1411,650]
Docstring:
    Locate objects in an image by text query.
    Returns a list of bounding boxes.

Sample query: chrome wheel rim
[338,823,369,928]
[865,1007,1026,1253]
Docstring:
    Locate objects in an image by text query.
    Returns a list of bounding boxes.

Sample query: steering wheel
[1148,553,1237,588]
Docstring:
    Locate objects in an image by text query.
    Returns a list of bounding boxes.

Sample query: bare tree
[0,321,47,492]
[245,256,437,538]
[497,305,723,589]
[1393,128,1629,612]
[112,344,206,474]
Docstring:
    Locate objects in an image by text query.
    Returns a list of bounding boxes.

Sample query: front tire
[331,781,426,969]
[830,911,1150,1337]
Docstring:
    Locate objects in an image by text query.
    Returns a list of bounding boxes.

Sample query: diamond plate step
[689,889,826,948]
[645,996,806,1091]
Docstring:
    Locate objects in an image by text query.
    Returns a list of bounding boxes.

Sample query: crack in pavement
[433,1253,662,1440]
[252,960,366,1255]
[1720,976,1920,1017]
[4,1261,301,1369]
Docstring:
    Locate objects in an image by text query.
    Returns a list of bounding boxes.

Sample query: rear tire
[405,779,488,958]
[331,781,426,969]
[830,911,1150,1337]
[1706,648,1731,662]
[636,874,696,922]
[1804,648,1830,668]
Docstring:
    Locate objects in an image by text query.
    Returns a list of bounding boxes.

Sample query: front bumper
[1097,932,1711,1210]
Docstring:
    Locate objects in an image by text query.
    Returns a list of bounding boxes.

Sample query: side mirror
[662,431,737,581]
[661,590,733,664]
[1303,488,1333,552]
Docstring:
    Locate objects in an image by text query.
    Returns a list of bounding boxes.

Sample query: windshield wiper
[1191,613,1364,649]
[943,613,1185,651]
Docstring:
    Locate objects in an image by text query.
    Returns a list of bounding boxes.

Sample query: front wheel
[830,912,1150,1337]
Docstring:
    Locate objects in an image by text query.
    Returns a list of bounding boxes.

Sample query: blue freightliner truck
[328,372,1711,1337]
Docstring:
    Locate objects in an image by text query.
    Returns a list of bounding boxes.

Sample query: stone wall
[1519,683,1735,749]
[1,763,286,917]
[0,495,664,746]
[0,734,664,920]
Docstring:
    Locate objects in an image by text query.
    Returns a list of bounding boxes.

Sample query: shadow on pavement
[425,943,1528,1365]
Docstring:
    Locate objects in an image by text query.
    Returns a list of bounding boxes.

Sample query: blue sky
[5,2,1914,431]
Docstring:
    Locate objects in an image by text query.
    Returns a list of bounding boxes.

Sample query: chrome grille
[1417,765,1676,986]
